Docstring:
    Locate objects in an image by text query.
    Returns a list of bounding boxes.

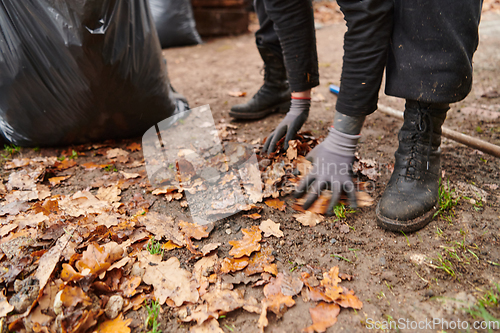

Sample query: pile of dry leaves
[0,130,374,332]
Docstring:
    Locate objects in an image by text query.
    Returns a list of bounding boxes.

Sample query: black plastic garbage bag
[0,0,184,147]
[149,0,202,48]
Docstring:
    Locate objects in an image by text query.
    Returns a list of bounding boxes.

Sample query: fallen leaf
[228,91,247,97]
[352,158,380,181]
[96,313,131,333]
[222,272,260,286]
[294,211,324,227]
[293,191,331,214]
[220,257,249,274]
[244,247,277,276]
[228,226,262,258]
[54,159,77,170]
[302,302,340,333]
[179,220,210,240]
[119,171,140,179]
[259,219,283,238]
[335,287,363,309]
[356,191,374,207]
[201,243,220,256]
[58,191,110,217]
[81,162,107,170]
[96,185,121,203]
[35,228,73,296]
[321,267,343,301]
[263,293,295,318]
[265,198,286,211]
[0,289,14,317]
[61,264,84,283]
[138,212,185,245]
[0,200,29,217]
[16,212,48,231]
[277,273,304,297]
[126,142,142,152]
[193,254,218,285]
[75,242,123,275]
[162,240,183,251]
[120,275,142,298]
[287,140,298,160]
[4,158,31,170]
[243,213,261,220]
[60,285,92,309]
[106,148,129,159]
[202,288,247,313]
[189,318,224,333]
[129,294,146,311]
[142,257,199,306]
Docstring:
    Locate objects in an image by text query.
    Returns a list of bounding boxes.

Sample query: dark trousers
[254,0,319,92]
[336,0,483,117]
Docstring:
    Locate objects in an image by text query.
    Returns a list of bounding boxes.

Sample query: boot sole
[375,201,439,233]
[229,100,290,120]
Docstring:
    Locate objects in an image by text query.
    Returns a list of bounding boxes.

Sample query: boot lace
[403,104,434,179]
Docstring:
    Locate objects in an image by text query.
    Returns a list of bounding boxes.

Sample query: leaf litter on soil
[0,133,369,332]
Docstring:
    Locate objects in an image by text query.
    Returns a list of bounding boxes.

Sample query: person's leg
[262,0,319,93]
[335,0,394,117]
[229,0,291,120]
[377,0,482,232]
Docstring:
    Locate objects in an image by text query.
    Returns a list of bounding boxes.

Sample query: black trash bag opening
[0,0,184,147]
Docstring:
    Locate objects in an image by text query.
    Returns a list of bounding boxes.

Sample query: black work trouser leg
[336,0,482,117]
[386,0,482,103]
[335,0,394,117]
[254,0,319,92]
[254,0,282,59]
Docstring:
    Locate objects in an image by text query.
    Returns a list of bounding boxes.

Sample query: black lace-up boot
[376,100,449,232]
[229,46,291,120]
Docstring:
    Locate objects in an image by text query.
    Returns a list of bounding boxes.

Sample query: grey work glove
[262,98,310,154]
[295,127,360,214]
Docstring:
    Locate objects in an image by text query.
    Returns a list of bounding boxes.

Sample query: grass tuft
[146,238,163,256]
[144,300,162,333]
[434,178,460,222]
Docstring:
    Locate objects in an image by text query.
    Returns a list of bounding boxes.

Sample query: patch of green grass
[144,300,162,333]
[434,178,460,223]
[464,195,484,212]
[2,144,20,159]
[432,253,456,279]
[146,238,163,256]
[464,284,500,333]
[401,231,411,247]
[224,324,235,332]
[68,150,78,160]
[333,202,356,220]
[331,254,352,263]
[104,164,117,172]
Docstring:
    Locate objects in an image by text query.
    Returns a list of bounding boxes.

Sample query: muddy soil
[155,11,500,332]
[5,11,500,333]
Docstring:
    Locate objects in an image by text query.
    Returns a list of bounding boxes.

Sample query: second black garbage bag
[0,0,184,147]
[149,0,202,48]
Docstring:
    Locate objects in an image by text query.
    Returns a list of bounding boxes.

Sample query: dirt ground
[161,11,500,333]
[2,7,500,333]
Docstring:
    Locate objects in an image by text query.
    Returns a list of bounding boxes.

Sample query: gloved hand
[262,98,310,154]
[295,127,360,214]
